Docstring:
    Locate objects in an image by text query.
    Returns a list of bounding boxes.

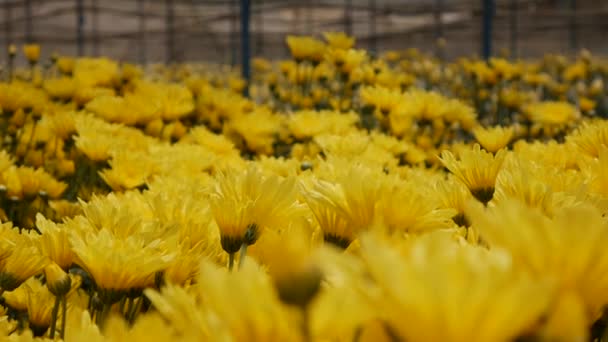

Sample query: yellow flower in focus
[567,120,608,158]
[472,125,514,153]
[378,177,456,235]
[439,144,507,205]
[43,262,71,297]
[34,214,75,269]
[0,242,49,291]
[70,229,174,302]
[304,161,383,248]
[493,156,556,214]
[210,165,302,254]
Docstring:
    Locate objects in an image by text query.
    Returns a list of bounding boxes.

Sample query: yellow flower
[23,44,41,63]
[73,57,120,88]
[567,119,608,158]
[304,161,383,248]
[99,151,156,191]
[0,242,49,291]
[25,277,57,336]
[34,214,75,269]
[525,101,580,126]
[254,226,322,307]
[440,144,507,205]
[286,110,358,141]
[8,44,16,56]
[44,263,71,297]
[472,125,514,153]
[579,97,596,113]
[493,156,556,214]
[286,35,326,63]
[225,109,283,155]
[180,126,237,157]
[43,78,78,100]
[56,56,75,74]
[378,177,456,234]
[210,165,302,254]
[359,85,403,117]
[49,199,83,220]
[359,233,552,342]
[468,199,608,319]
[70,229,174,302]
[323,32,355,49]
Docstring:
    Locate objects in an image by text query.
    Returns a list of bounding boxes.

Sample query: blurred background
[1,0,607,64]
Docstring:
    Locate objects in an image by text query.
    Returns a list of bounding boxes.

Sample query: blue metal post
[77,0,85,56]
[481,0,494,60]
[241,0,251,97]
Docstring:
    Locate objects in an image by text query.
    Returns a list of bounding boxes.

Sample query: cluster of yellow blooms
[0,32,606,341]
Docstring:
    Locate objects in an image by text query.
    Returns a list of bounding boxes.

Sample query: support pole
[138,0,146,64]
[434,0,444,41]
[481,0,494,60]
[76,0,85,56]
[434,0,444,60]
[230,0,238,66]
[306,0,313,34]
[344,0,352,36]
[255,0,263,56]
[369,0,376,55]
[240,0,251,97]
[4,1,12,51]
[509,0,518,58]
[165,0,175,63]
[569,0,577,53]
[92,0,99,56]
[25,0,32,43]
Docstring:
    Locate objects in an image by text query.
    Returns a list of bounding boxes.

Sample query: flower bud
[23,44,41,64]
[44,263,71,297]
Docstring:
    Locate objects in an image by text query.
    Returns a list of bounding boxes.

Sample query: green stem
[118,296,127,317]
[96,302,111,329]
[60,296,67,339]
[300,305,310,342]
[49,295,61,338]
[228,253,235,271]
[127,297,143,324]
[238,243,248,269]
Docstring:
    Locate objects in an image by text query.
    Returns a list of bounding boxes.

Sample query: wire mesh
[0,0,606,64]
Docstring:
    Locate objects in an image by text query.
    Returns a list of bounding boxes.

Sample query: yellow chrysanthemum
[439,144,507,205]
[472,125,514,153]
